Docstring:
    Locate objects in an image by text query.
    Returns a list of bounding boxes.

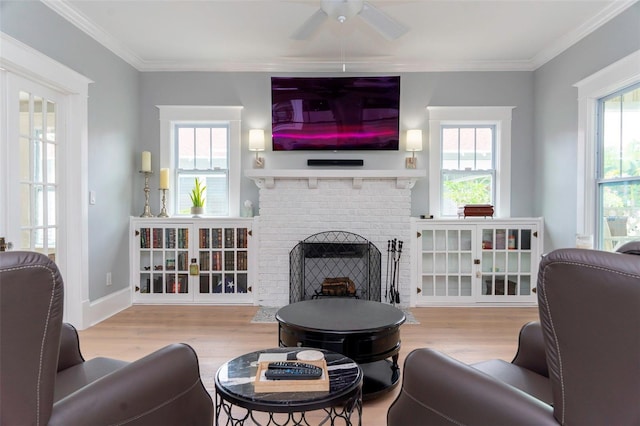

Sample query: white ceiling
[43,0,637,72]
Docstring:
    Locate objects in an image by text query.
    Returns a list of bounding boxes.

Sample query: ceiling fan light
[321,0,364,21]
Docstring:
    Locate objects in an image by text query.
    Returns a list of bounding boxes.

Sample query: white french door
[3,73,64,261]
[1,33,91,329]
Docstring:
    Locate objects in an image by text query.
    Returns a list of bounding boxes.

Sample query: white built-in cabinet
[411,218,544,306]
[130,217,255,304]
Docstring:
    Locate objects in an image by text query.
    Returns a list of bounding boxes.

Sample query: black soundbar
[307,159,364,167]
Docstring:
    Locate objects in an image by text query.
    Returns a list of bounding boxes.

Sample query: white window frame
[158,105,243,217]
[574,50,640,241]
[428,106,513,218]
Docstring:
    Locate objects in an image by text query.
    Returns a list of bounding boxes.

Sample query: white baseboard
[82,288,132,329]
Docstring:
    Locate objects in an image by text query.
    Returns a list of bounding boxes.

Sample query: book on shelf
[224,228,234,248]
[199,229,210,249]
[152,228,163,248]
[224,251,235,270]
[212,252,222,271]
[237,251,247,270]
[140,228,151,248]
[212,229,222,248]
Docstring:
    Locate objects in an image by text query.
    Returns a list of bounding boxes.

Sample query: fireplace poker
[389,239,398,306]
[385,239,392,302]
[393,240,403,304]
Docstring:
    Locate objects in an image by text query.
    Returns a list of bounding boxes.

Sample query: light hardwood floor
[78,305,539,425]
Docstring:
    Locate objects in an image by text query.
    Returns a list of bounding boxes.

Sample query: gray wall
[2,1,638,303]
[0,1,139,300]
[533,2,640,250]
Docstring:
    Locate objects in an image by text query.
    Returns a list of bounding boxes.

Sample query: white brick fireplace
[246,169,425,307]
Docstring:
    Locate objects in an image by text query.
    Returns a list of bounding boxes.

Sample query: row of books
[140,228,189,249]
[198,228,249,249]
[197,251,248,271]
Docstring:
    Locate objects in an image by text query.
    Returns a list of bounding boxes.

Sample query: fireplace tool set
[385,239,403,305]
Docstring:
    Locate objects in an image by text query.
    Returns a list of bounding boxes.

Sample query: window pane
[476,127,493,169]
[19,91,30,136]
[19,137,30,181]
[47,142,56,184]
[178,127,195,169]
[33,96,43,140]
[34,140,43,182]
[212,127,228,169]
[459,128,476,170]
[20,183,31,227]
[46,101,56,141]
[442,172,493,216]
[442,128,459,169]
[195,127,211,169]
[206,175,228,216]
[602,95,622,178]
[599,180,640,250]
[621,88,640,178]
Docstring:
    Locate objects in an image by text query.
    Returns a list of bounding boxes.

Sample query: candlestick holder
[139,171,154,217]
[158,188,169,217]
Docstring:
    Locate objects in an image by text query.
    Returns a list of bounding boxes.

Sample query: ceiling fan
[291,0,409,41]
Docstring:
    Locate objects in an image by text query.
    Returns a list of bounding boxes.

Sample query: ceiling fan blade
[359,2,408,40]
[291,8,328,40]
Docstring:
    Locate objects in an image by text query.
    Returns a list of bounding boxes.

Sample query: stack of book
[458,204,494,218]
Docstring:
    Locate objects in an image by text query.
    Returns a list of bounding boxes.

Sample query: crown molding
[41,0,145,70]
[42,0,637,73]
[530,0,638,70]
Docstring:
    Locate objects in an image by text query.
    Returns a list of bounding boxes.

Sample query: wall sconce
[405,129,422,169]
[249,129,265,168]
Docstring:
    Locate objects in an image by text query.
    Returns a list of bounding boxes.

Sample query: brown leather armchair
[0,251,214,426]
[388,243,640,426]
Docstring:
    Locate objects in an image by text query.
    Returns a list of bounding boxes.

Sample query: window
[175,124,229,216]
[596,83,640,250]
[575,50,640,250]
[158,106,242,217]
[428,106,512,218]
[441,125,496,216]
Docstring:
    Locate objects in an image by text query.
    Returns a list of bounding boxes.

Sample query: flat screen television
[271,76,400,151]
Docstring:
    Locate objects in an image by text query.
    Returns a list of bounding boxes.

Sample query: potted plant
[189,178,206,217]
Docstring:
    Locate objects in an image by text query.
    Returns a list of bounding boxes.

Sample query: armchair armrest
[49,343,213,426]
[388,348,556,426]
[58,323,85,372]
[512,321,549,377]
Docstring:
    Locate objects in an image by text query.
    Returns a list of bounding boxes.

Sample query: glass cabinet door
[480,226,535,298]
[419,226,474,301]
[197,226,250,296]
[138,226,190,296]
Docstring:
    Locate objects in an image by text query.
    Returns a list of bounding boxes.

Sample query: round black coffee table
[214,347,362,425]
[276,299,405,400]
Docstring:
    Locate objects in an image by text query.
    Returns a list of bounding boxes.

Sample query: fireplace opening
[289,231,381,303]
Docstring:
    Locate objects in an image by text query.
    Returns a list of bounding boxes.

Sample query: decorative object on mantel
[189,178,206,217]
[405,129,422,169]
[242,200,254,217]
[249,129,265,168]
[139,151,154,218]
[458,204,494,218]
[157,168,170,217]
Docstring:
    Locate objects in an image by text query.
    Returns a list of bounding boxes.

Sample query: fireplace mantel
[245,169,426,189]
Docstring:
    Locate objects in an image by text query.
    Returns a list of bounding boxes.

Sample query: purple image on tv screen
[271,76,400,151]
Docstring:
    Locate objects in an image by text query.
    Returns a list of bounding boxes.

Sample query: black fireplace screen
[289,231,381,303]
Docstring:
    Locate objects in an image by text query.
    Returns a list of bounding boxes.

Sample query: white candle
[159,168,169,189]
[141,151,151,172]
